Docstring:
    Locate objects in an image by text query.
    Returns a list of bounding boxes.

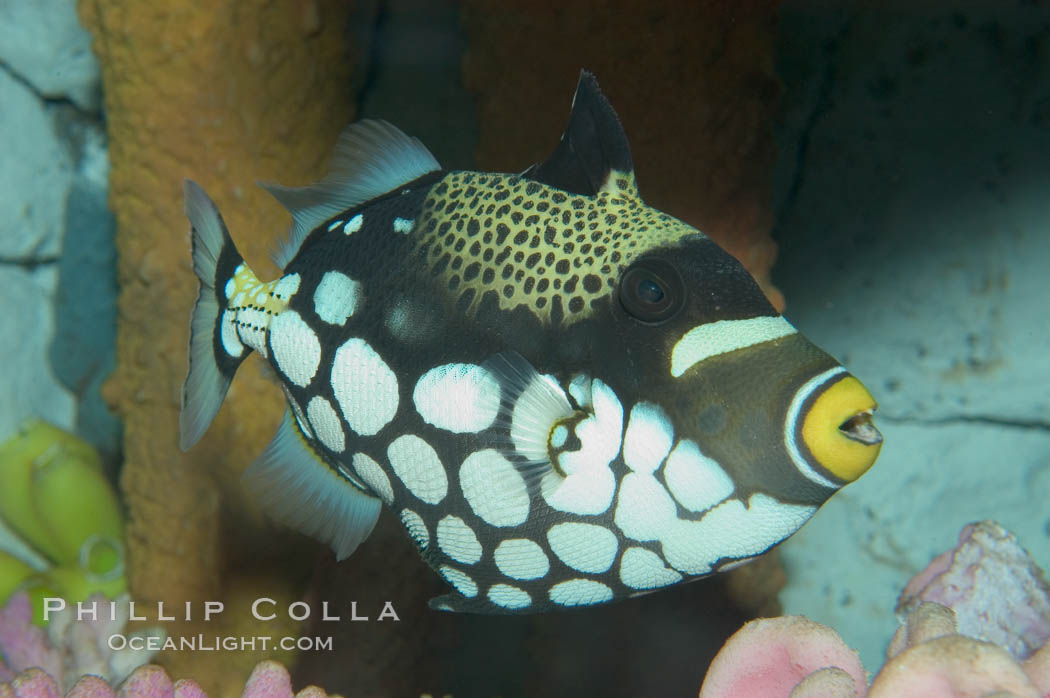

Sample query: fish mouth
[838,409,882,446]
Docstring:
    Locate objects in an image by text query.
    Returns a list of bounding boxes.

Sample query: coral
[76,0,361,692]
[0,660,333,698]
[894,521,1050,661]
[460,0,784,309]
[697,521,1050,697]
[0,592,161,690]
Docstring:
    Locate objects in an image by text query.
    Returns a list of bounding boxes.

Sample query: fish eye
[619,258,684,324]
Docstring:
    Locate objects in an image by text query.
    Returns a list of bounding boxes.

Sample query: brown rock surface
[77,0,357,693]
[461,0,785,309]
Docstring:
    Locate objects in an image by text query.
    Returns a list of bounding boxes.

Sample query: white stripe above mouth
[670,316,797,378]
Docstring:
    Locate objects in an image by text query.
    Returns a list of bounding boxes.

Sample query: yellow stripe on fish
[178,71,882,615]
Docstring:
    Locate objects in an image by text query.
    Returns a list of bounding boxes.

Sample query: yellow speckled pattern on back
[413,169,704,324]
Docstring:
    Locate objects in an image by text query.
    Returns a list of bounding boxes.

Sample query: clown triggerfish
[179,72,882,614]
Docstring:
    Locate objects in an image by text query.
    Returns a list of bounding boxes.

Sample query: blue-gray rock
[773,0,1050,672]
[0,66,74,260]
[0,0,101,111]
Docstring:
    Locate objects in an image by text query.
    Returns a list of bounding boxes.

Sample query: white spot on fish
[661,494,816,575]
[344,214,363,234]
[613,472,677,542]
[273,273,301,301]
[663,439,734,513]
[493,538,549,581]
[269,310,320,387]
[313,271,361,326]
[388,434,447,505]
[413,363,500,433]
[439,565,478,598]
[331,338,398,435]
[622,402,673,474]
[546,522,618,574]
[399,508,429,549]
[548,579,613,607]
[352,452,393,504]
[670,316,796,378]
[487,584,531,609]
[619,547,682,590]
[436,515,483,565]
[459,449,529,527]
[541,379,621,516]
[306,396,344,453]
[393,217,414,234]
[220,310,243,357]
[551,424,568,448]
[327,219,343,232]
[224,276,236,300]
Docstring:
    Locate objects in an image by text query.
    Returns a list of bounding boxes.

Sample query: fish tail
[179,179,249,451]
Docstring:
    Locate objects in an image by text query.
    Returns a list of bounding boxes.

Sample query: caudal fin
[180,180,248,450]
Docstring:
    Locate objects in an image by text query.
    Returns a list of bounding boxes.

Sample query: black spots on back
[496,223,512,245]
[410,170,702,324]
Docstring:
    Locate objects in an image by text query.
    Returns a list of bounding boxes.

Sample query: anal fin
[243,412,381,560]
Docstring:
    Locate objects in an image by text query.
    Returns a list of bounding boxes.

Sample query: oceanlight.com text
[108,634,335,652]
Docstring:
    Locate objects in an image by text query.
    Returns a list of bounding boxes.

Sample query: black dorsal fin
[524,71,634,196]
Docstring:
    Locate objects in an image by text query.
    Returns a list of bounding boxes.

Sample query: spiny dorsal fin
[263,120,441,269]
[524,71,634,197]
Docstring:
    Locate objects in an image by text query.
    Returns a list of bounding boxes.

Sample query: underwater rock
[459,0,784,309]
[77,0,358,693]
[0,0,100,111]
[776,1,1050,667]
[0,37,76,262]
[0,264,76,447]
[0,66,77,445]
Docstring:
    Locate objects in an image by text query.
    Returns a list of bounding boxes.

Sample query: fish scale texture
[74,1,379,694]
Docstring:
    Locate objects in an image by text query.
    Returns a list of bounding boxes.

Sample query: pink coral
[0,662,333,698]
[0,593,159,691]
[698,616,867,697]
[698,521,1050,697]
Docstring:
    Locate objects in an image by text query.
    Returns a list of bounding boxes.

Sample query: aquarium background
[1,0,1048,696]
